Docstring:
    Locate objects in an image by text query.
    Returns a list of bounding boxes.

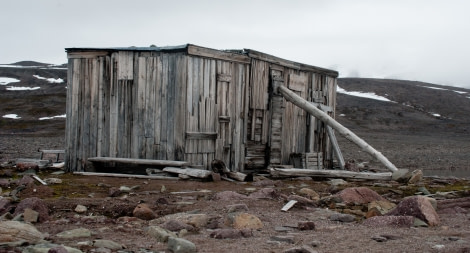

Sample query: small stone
[48,245,69,253]
[167,237,197,253]
[283,245,319,253]
[147,226,177,243]
[44,178,62,184]
[408,169,423,184]
[363,216,414,227]
[432,245,445,250]
[329,213,355,223]
[108,187,122,197]
[328,179,347,186]
[133,203,156,220]
[298,188,320,201]
[298,221,316,230]
[119,186,131,192]
[371,236,387,242]
[227,204,249,213]
[226,212,263,229]
[75,205,87,214]
[413,218,428,227]
[211,172,221,181]
[23,208,39,223]
[270,235,295,244]
[210,229,242,239]
[93,239,123,250]
[161,219,194,232]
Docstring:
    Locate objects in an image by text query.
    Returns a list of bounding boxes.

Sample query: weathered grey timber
[270,168,392,180]
[65,44,340,173]
[278,84,398,172]
[87,157,189,167]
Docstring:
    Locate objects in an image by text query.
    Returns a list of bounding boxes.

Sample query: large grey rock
[387,196,440,226]
[0,221,45,245]
[167,237,197,253]
[22,243,82,253]
[146,226,177,243]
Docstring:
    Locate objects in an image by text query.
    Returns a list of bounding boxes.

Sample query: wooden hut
[65,44,339,172]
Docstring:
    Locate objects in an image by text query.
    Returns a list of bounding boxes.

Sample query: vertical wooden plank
[159,53,169,160]
[109,54,118,157]
[174,53,187,161]
[166,54,176,160]
[145,56,157,159]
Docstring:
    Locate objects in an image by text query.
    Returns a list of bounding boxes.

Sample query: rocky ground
[1,64,470,252]
[0,153,470,253]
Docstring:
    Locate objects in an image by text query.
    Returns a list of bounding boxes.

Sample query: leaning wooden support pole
[278,85,398,172]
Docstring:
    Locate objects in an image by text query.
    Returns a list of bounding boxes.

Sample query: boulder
[133,203,156,220]
[387,196,440,226]
[336,187,385,205]
[13,197,49,222]
[0,221,45,245]
[0,198,14,216]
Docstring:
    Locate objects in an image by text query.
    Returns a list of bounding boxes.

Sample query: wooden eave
[244,49,339,77]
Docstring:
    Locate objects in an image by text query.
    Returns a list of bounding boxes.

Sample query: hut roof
[66,44,338,77]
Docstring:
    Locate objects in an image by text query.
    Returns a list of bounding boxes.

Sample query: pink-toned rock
[161,219,195,232]
[336,187,385,205]
[17,175,35,186]
[249,188,280,199]
[0,178,10,188]
[13,197,49,222]
[133,203,156,220]
[363,215,414,227]
[15,162,39,172]
[298,221,316,230]
[387,196,440,226]
[0,198,14,215]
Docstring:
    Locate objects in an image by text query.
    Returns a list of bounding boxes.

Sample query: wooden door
[215,61,233,168]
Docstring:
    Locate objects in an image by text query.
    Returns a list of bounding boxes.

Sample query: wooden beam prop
[326,126,345,170]
[278,85,398,172]
[270,168,392,181]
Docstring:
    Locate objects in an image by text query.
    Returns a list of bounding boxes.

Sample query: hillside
[1,62,469,176]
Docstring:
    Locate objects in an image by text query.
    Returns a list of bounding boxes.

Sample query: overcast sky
[2,0,470,88]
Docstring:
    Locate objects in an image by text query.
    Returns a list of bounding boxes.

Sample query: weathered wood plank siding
[65,45,337,172]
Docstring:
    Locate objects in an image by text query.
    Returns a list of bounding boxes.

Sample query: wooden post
[278,85,398,172]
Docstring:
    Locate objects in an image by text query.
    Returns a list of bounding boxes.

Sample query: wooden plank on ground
[270,168,392,181]
[73,171,180,180]
[88,157,189,167]
[163,167,212,179]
